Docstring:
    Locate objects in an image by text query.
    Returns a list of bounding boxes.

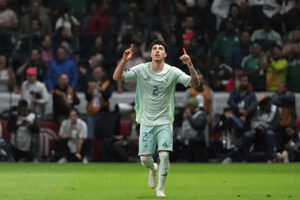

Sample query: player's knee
[159,151,169,162]
[140,155,153,168]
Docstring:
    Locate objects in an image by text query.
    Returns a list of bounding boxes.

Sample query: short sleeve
[78,121,88,139]
[174,67,191,87]
[123,64,144,83]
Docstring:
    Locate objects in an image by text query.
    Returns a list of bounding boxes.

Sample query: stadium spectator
[85,66,112,139]
[0,0,18,31]
[209,107,244,163]
[225,68,254,92]
[0,27,13,59]
[211,0,243,31]
[251,22,282,51]
[56,109,91,163]
[21,67,48,122]
[174,97,207,162]
[241,95,280,162]
[8,100,39,162]
[88,1,110,35]
[241,42,268,91]
[227,74,257,122]
[52,27,77,54]
[46,47,78,91]
[113,110,139,162]
[272,82,296,138]
[265,45,288,91]
[230,30,251,69]
[279,0,300,33]
[55,5,80,36]
[248,0,280,29]
[276,124,300,163]
[184,73,212,115]
[20,67,48,161]
[19,0,52,36]
[16,48,46,85]
[212,18,240,64]
[53,74,79,126]
[39,34,53,67]
[219,3,243,33]
[208,54,233,91]
[0,55,17,92]
[181,15,198,49]
[286,42,300,92]
[117,46,145,93]
[94,103,120,162]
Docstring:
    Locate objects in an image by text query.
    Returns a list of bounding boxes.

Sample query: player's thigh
[156,124,173,152]
[138,124,157,156]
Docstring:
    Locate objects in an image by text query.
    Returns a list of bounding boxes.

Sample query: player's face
[150,44,167,62]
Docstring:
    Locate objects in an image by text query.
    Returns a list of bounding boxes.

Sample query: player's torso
[136,63,176,115]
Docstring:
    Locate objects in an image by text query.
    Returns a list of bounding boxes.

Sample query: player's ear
[164,51,167,58]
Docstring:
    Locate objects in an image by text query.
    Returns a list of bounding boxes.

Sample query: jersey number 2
[153,86,158,96]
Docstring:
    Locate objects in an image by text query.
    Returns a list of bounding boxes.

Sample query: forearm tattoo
[188,65,200,87]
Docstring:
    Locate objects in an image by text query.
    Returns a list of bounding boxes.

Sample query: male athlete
[113,39,199,197]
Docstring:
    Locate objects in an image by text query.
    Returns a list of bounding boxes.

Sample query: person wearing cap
[21,67,48,161]
[174,97,207,162]
[21,67,48,123]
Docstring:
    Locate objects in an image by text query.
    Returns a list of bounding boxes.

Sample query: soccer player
[113,39,200,197]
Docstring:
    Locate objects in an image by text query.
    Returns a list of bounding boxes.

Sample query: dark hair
[18,99,28,108]
[69,108,79,116]
[149,39,168,53]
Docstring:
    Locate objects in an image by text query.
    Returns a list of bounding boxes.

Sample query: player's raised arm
[179,48,200,87]
[113,44,134,81]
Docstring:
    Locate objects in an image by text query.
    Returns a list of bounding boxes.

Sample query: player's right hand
[122,44,134,62]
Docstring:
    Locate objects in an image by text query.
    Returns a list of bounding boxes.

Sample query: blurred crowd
[0,0,300,163]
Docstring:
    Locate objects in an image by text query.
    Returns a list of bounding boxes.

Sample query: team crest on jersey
[144,77,150,82]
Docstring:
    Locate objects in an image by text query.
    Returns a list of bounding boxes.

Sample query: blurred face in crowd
[0,0,7,10]
[93,66,104,81]
[291,43,300,56]
[31,19,40,32]
[175,2,186,14]
[272,46,282,60]
[239,75,249,91]
[150,44,167,62]
[292,30,300,43]
[58,74,69,88]
[95,36,102,48]
[251,43,261,58]
[69,110,78,124]
[185,16,195,29]
[42,35,52,49]
[19,106,28,116]
[286,126,296,137]
[230,5,239,18]
[31,49,40,61]
[240,31,250,45]
[31,1,40,15]
[225,21,235,32]
[0,55,6,69]
[61,27,71,38]
[57,48,66,61]
[277,82,287,94]
[27,74,37,84]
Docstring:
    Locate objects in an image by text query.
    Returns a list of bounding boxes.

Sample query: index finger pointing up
[183,48,187,55]
[130,44,134,50]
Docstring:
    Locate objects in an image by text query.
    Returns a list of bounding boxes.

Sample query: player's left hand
[179,48,192,67]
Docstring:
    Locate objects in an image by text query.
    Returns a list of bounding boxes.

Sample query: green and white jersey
[123,62,191,126]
